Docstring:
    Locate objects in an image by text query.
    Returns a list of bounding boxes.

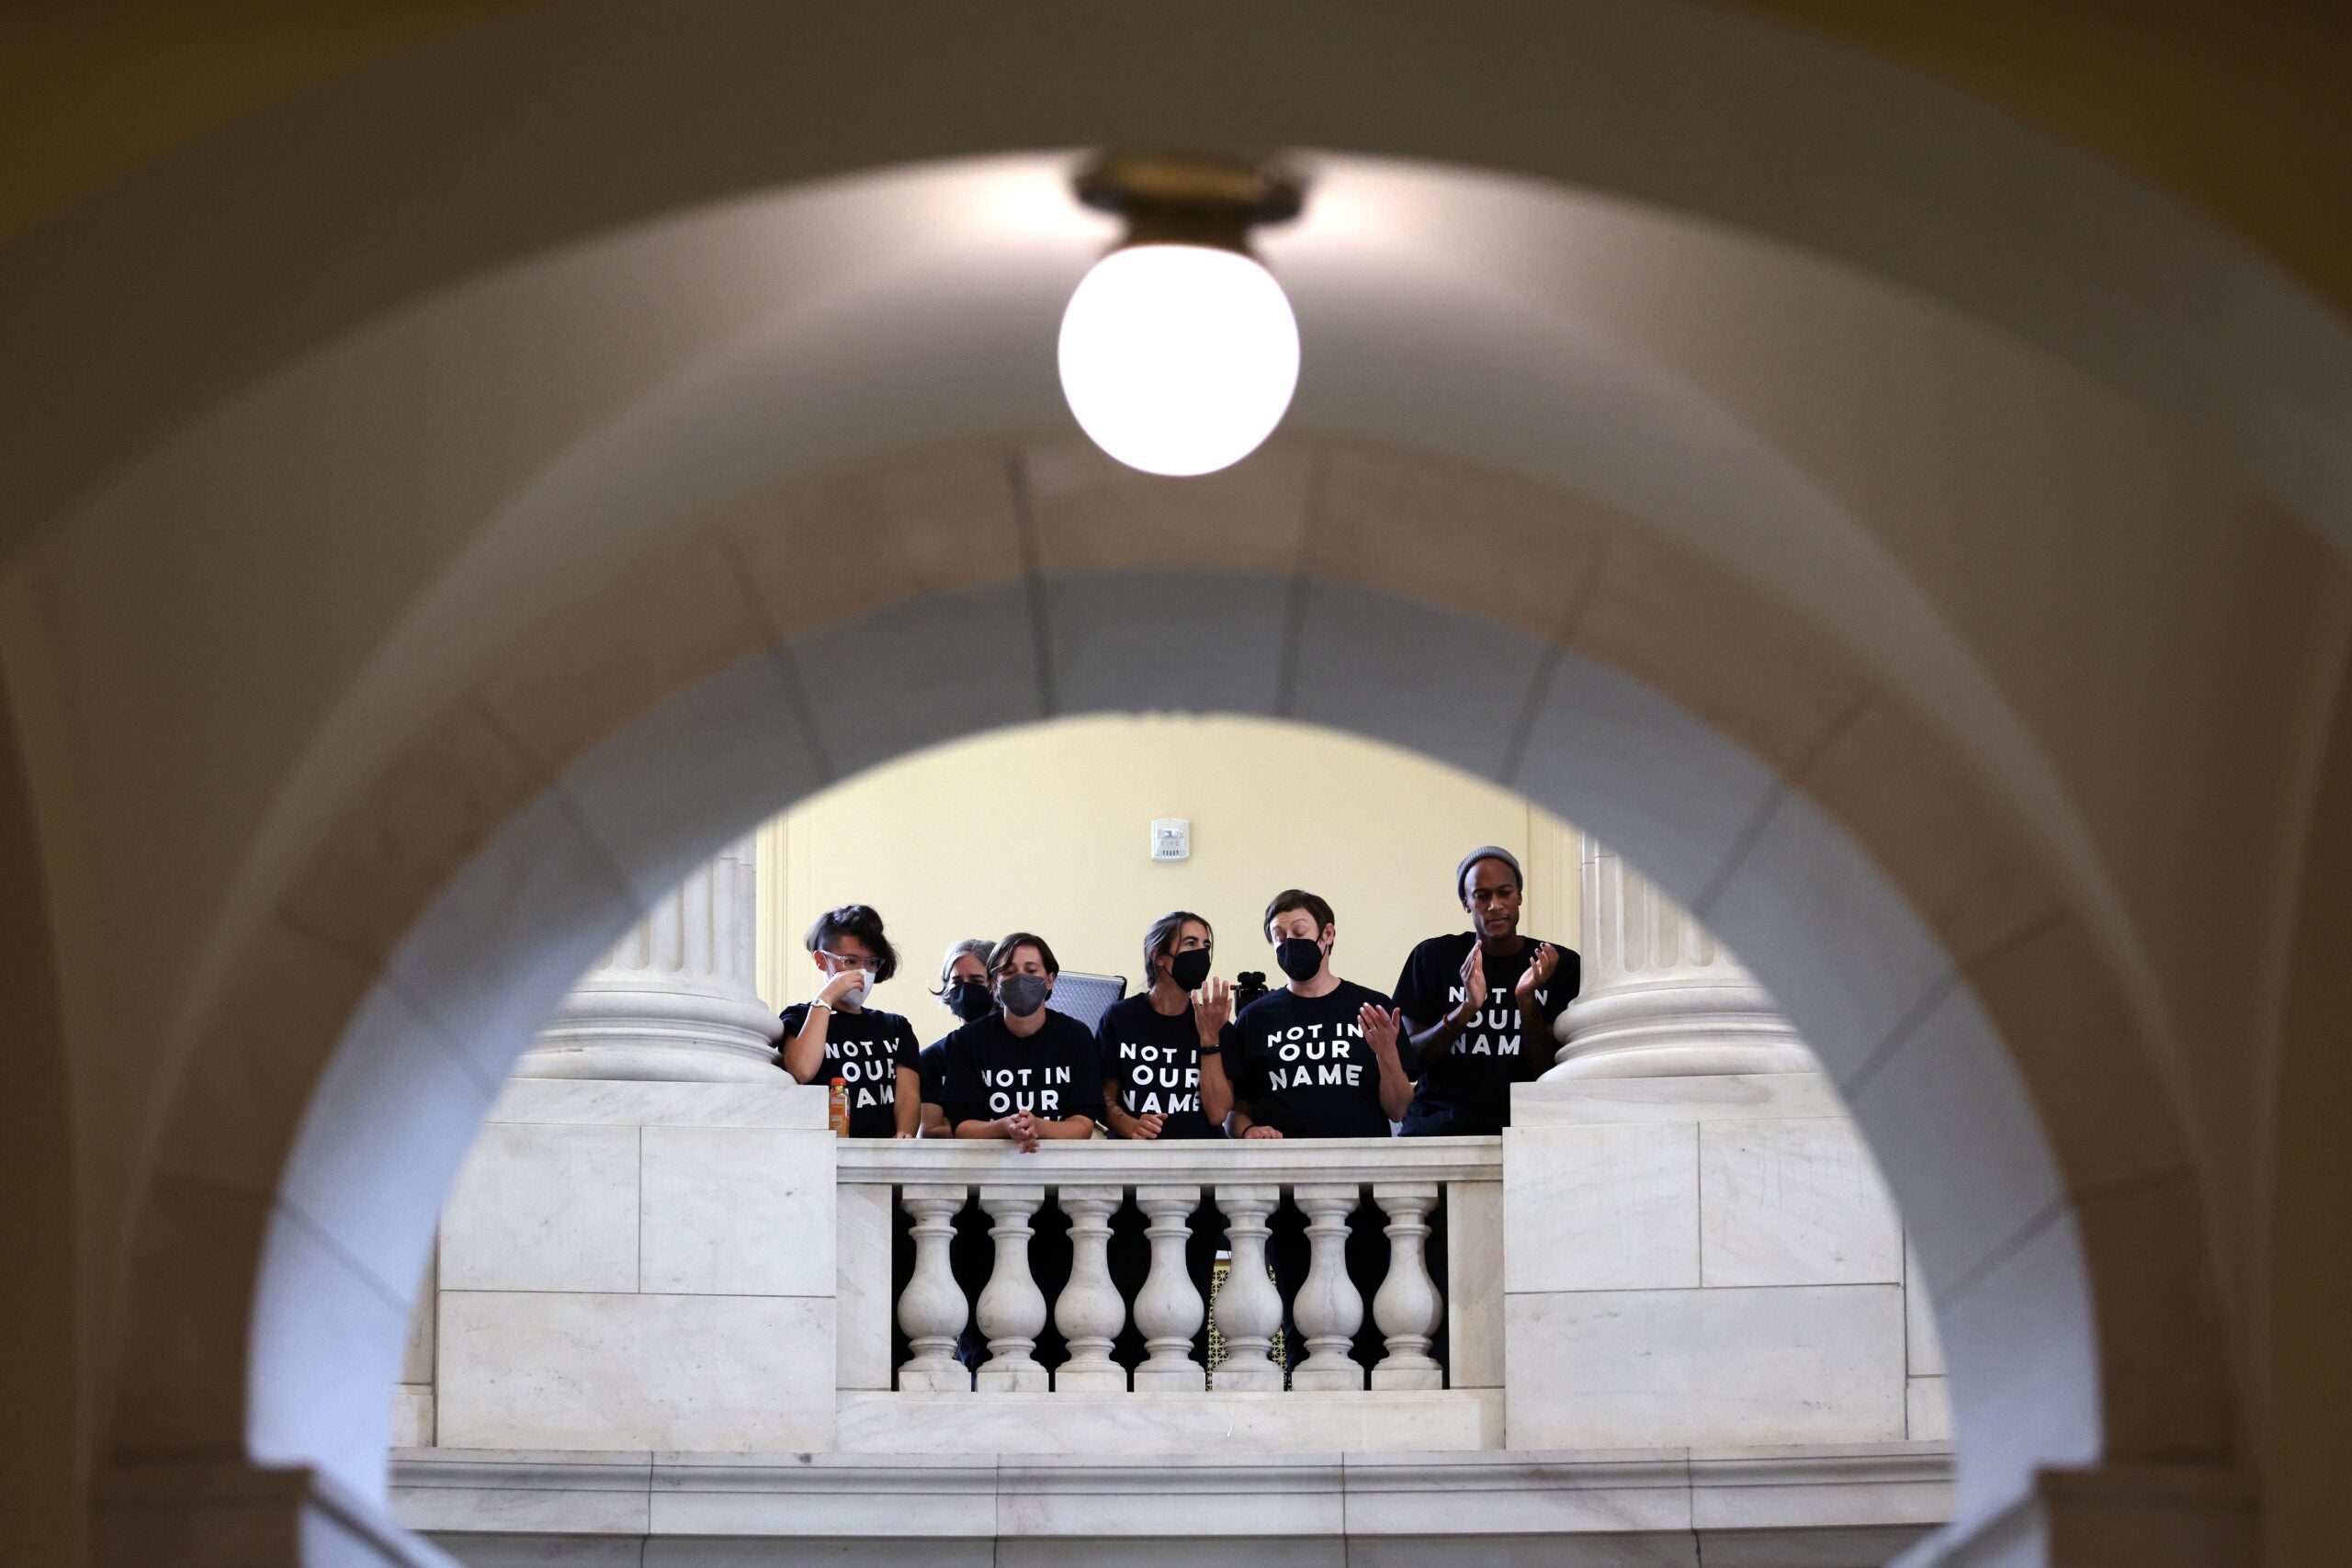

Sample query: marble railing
[415,1075,1939,1462]
[835,1138,1501,1398]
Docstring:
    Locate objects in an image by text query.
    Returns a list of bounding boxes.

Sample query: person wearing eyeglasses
[775,904,921,1138]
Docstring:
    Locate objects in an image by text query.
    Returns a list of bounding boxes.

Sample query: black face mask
[997,972,1051,1019]
[1169,948,1213,991]
[944,980,994,1021]
[1274,936,1325,984]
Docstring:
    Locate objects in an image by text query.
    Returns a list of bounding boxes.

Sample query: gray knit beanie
[1455,845,1524,898]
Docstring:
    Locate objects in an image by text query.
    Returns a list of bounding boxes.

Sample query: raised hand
[1193,976,1234,1039]
[1516,942,1558,1001]
[1455,946,1489,1019]
[1359,1001,1404,1059]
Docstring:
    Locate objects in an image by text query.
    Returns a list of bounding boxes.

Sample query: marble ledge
[1511,1071,1849,1127]
[484,1076,827,1130]
[833,1389,1501,1454]
[837,1134,1501,1189]
[390,1442,1954,1545]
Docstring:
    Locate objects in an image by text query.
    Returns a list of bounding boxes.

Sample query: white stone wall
[1504,1069,1946,1450]
[427,1077,840,1452]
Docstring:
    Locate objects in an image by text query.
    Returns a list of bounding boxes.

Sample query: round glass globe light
[1057,243,1300,477]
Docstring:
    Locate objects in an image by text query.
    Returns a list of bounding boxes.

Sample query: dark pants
[1106,1192,1224,1371]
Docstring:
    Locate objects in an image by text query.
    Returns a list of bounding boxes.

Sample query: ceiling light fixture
[1058,154,1306,478]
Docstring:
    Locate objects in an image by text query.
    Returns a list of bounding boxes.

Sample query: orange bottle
[828,1078,850,1137]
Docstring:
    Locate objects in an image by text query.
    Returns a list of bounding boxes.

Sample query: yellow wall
[754,715,1580,1039]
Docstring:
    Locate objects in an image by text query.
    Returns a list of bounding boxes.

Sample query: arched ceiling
[6,1,2347,311]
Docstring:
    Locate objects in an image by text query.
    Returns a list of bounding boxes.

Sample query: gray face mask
[997,973,1050,1018]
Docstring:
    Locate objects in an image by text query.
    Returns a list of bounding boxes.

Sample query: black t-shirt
[1391,933,1580,1133]
[1223,980,1396,1139]
[917,1036,954,1111]
[777,1003,920,1138]
[938,1010,1103,1129]
[1097,993,1222,1140]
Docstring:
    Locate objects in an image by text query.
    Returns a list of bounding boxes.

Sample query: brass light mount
[1074,153,1306,258]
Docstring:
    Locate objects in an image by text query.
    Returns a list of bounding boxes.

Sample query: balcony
[390,1072,1952,1564]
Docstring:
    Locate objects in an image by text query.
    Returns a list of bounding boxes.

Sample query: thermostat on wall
[1150,818,1191,863]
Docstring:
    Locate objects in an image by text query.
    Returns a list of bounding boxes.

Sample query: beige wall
[754,714,1580,1037]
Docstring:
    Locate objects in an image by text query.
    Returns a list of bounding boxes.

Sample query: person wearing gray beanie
[1388,845,1580,1136]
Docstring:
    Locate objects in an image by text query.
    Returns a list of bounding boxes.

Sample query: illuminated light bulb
[1058,243,1300,477]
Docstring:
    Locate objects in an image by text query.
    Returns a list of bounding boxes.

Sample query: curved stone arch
[116,440,2226,1556]
[6,0,2346,559]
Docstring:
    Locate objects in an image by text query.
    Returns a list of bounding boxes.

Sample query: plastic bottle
[828,1078,850,1138]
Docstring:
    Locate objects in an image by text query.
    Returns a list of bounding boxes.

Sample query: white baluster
[1211,1184,1283,1391]
[897,1184,972,1393]
[1053,1185,1128,1392]
[1290,1182,1366,1392]
[975,1183,1050,1392]
[1132,1183,1206,1391]
[1370,1182,1443,1390]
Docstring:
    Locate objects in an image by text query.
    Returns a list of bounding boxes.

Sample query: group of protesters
[774,845,1580,1377]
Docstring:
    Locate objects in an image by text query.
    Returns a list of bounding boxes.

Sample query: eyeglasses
[820,951,882,973]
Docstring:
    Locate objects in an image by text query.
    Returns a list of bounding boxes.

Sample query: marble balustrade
[834,1138,1501,1395]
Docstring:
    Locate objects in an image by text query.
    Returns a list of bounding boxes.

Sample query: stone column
[516,835,780,1080]
[1544,836,1814,1078]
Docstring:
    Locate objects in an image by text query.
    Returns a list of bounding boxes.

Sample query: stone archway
[101,437,2228,1565]
[13,12,2329,1564]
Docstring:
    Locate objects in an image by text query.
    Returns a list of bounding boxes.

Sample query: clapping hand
[1455,946,1489,1021]
[1516,942,1558,1003]
[1359,1001,1404,1059]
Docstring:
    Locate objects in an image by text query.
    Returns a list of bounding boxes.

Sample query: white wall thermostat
[1150,818,1191,863]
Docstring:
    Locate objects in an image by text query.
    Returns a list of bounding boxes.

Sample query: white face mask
[823,955,872,1005]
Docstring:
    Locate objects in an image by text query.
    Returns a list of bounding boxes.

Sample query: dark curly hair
[804,904,899,983]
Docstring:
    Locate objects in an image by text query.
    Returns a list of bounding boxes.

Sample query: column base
[513,1036,779,1082]
[1544,1037,1818,1079]
[1054,1367,1129,1393]
[1293,1362,1367,1393]
[1133,1365,1208,1392]
[1212,1364,1283,1392]
[978,1365,1050,1393]
[898,1363,974,1393]
[1371,1365,1444,1391]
